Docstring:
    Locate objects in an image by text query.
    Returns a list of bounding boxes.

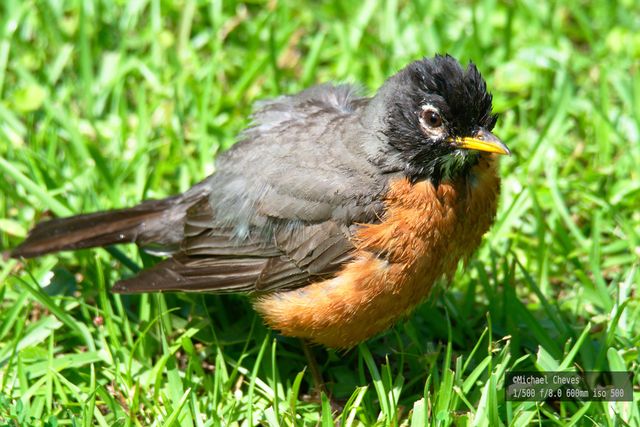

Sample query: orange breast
[253,156,501,348]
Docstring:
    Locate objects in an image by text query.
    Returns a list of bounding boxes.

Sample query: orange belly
[253,156,501,348]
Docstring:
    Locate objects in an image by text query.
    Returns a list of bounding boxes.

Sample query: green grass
[1,0,639,425]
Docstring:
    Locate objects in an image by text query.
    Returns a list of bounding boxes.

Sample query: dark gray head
[371,55,509,183]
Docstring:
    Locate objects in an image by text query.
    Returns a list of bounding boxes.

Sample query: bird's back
[206,83,392,232]
[111,84,399,295]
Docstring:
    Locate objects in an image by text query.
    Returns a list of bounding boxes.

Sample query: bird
[11,54,510,349]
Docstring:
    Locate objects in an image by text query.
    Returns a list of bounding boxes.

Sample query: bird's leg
[300,341,346,414]
[301,340,330,398]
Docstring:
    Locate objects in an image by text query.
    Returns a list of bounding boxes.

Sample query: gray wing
[210,84,389,226]
[112,84,394,295]
[113,199,355,293]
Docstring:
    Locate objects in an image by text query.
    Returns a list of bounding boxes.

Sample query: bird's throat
[407,149,480,185]
[435,150,480,182]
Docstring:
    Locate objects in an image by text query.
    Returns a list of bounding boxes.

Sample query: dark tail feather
[11,196,190,259]
[111,256,267,294]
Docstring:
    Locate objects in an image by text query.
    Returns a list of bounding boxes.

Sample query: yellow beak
[452,129,511,155]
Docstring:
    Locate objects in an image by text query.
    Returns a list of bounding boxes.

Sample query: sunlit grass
[1,0,638,425]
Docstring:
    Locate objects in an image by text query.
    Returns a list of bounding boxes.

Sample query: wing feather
[112,84,392,295]
[113,199,356,294]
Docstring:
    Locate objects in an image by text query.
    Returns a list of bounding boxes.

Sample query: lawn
[1,0,639,425]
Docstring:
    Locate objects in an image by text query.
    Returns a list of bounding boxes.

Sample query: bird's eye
[422,108,442,128]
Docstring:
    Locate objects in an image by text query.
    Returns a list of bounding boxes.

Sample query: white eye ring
[419,104,445,134]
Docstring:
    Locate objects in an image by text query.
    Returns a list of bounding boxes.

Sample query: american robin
[11,55,510,349]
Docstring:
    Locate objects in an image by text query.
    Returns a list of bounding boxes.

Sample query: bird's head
[373,55,510,184]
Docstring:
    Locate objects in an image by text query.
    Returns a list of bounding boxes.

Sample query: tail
[11,183,209,259]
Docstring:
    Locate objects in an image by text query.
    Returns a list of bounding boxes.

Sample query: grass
[0,0,639,425]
